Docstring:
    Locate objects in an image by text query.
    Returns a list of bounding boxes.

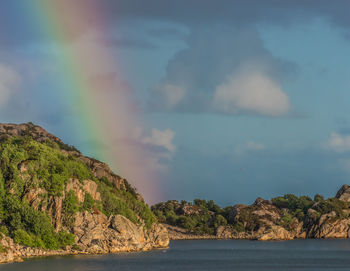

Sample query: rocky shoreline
[0,236,168,264]
[0,215,169,264]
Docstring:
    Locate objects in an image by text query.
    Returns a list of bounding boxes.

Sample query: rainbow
[25,1,160,202]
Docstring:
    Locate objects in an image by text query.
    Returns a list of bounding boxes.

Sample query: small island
[152,186,350,241]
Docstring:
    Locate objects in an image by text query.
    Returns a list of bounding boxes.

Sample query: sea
[2,239,350,271]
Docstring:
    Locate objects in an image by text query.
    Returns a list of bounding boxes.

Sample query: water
[2,239,350,271]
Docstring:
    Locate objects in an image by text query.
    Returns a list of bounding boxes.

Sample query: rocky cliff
[153,185,350,241]
[0,123,169,263]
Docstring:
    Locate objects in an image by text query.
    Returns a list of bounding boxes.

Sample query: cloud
[2,0,350,51]
[141,128,176,153]
[212,67,290,116]
[328,132,350,152]
[0,64,20,108]
[149,27,294,115]
[106,0,350,29]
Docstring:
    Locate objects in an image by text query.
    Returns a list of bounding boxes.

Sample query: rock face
[214,199,301,241]
[336,184,350,202]
[72,212,168,253]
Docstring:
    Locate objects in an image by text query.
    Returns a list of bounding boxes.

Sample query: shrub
[232,221,245,232]
[82,192,95,211]
[0,225,9,236]
[213,214,228,228]
[58,231,75,248]
[13,229,34,247]
[312,198,349,218]
[63,191,79,228]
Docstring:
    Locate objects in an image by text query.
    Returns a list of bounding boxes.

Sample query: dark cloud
[106,0,350,30]
[2,0,350,46]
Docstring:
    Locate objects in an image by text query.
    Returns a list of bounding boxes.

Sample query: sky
[1,0,350,205]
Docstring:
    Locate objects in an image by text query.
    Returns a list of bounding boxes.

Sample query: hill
[0,122,169,263]
[152,186,350,240]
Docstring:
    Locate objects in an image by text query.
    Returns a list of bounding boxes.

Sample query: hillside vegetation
[0,123,156,250]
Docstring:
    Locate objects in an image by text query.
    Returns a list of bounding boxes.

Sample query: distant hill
[152,185,350,240]
[0,122,169,263]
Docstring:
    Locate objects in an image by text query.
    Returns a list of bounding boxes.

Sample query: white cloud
[328,132,350,152]
[0,64,20,108]
[141,128,176,153]
[149,27,295,116]
[213,68,290,116]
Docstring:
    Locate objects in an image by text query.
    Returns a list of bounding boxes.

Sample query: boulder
[336,184,350,202]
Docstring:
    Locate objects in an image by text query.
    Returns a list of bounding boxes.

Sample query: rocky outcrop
[72,212,169,253]
[336,184,350,202]
[304,210,350,239]
[66,179,101,202]
[256,226,294,241]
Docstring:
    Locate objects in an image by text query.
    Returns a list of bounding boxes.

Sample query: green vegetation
[271,194,314,221]
[311,197,350,219]
[96,178,156,229]
[63,190,79,228]
[82,192,94,211]
[152,199,229,235]
[2,194,73,249]
[0,136,92,198]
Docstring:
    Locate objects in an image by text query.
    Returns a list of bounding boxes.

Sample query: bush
[272,194,314,221]
[63,191,79,228]
[312,198,350,218]
[58,231,75,248]
[0,225,9,236]
[232,221,245,232]
[277,213,294,231]
[213,214,227,228]
[82,192,94,211]
[13,229,34,247]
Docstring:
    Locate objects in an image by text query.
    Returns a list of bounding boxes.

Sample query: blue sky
[1,1,350,205]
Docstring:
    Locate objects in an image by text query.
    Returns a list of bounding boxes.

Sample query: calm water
[2,239,350,271]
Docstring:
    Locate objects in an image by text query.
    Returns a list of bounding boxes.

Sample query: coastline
[0,233,169,264]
